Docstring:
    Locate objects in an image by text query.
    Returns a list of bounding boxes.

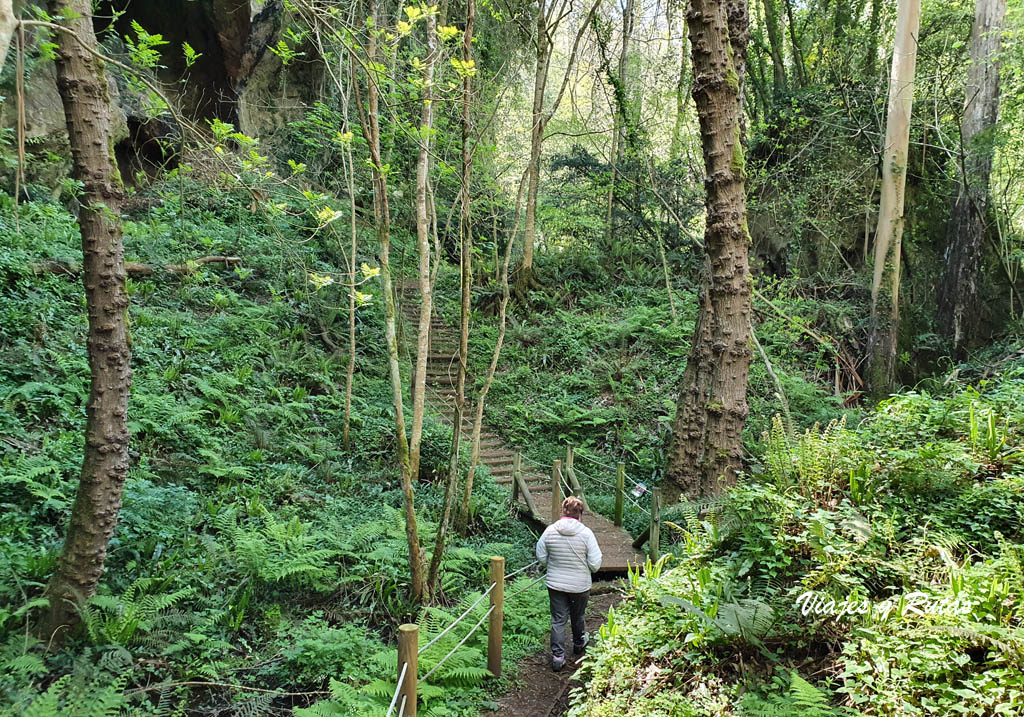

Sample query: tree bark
[351,0,425,601]
[519,0,599,284]
[0,0,14,73]
[866,0,921,398]
[664,0,752,498]
[408,13,438,489]
[43,0,132,640]
[938,0,1006,354]
[429,0,474,598]
[521,0,550,278]
[762,0,787,97]
[604,0,635,248]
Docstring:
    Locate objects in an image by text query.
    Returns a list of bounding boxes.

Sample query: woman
[535,496,603,671]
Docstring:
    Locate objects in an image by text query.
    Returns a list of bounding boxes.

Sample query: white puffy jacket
[536,517,603,593]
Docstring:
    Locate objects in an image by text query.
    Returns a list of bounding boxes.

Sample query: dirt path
[488,586,623,717]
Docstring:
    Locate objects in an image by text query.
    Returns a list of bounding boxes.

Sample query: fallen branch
[32,256,242,277]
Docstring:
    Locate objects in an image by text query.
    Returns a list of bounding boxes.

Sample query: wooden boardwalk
[398,285,645,574]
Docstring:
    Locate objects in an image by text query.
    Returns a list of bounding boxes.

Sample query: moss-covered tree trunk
[429,0,474,597]
[866,0,920,398]
[351,0,425,602]
[938,0,1006,354]
[521,0,549,280]
[43,0,132,639]
[664,0,752,498]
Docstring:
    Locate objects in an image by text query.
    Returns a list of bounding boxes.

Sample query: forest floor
[488,585,624,717]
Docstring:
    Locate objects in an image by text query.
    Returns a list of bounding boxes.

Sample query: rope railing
[505,573,546,601]
[385,555,550,716]
[421,604,496,683]
[417,582,496,656]
[504,560,540,580]
[385,662,409,717]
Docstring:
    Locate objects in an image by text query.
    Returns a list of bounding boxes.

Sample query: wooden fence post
[564,445,590,511]
[488,556,504,677]
[397,623,418,717]
[551,459,563,523]
[614,462,625,526]
[512,452,521,503]
[650,489,661,562]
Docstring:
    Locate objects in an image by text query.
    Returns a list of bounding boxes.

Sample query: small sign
[631,482,647,498]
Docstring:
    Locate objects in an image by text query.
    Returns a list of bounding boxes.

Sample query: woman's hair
[561,496,584,519]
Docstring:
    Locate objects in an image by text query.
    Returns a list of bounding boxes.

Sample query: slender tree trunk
[866,0,921,398]
[605,0,635,247]
[429,0,474,598]
[342,142,358,451]
[669,23,689,162]
[863,0,883,76]
[519,0,598,284]
[458,172,529,531]
[408,13,437,487]
[762,0,787,97]
[783,0,805,87]
[43,0,132,640]
[938,0,1006,354]
[521,1,550,279]
[664,0,752,498]
[351,0,425,601]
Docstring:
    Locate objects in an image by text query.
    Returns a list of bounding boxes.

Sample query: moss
[730,127,746,179]
[725,65,740,94]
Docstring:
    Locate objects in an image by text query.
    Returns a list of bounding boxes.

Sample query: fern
[739,671,858,716]
[79,577,195,647]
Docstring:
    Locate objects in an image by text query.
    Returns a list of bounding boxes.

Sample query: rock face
[3,0,315,187]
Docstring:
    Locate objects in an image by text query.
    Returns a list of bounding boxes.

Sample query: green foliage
[575,369,1024,715]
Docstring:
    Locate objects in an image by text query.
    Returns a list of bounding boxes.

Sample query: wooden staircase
[397,282,644,573]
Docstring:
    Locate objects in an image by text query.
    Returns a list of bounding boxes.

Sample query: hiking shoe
[573,634,589,656]
[552,656,565,672]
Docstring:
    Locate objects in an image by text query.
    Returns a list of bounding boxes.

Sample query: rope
[385,662,408,717]
[421,605,495,683]
[506,573,546,601]
[574,451,619,472]
[504,560,539,580]
[418,582,496,656]
[398,695,407,717]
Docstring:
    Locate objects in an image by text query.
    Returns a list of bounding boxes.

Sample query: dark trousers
[548,588,589,660]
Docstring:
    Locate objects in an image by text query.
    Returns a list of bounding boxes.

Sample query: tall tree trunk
[408,13,437,488]
[351,0,425,601]
[521,1,550,280]
[762,0,787,97]
[863,0,883,76]
[866,0,921,398]
[938,0,1006,354]
[783,0,805,87]
[519,0,598,285]
[43,0,132,640]
[428,0,474,598]
[664,0,752,498]
[669,21,689,162]
[458,172,529,531]
[604,0,635,247]
[0,0,14,72]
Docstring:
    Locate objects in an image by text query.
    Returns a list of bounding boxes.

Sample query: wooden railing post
[650,489,661,562]
[488,556,504,677]
[564,445,590,511]
[397,623,418,717]
[614,462,625,526]
[512,452,521,503]
[551,459,563,523]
